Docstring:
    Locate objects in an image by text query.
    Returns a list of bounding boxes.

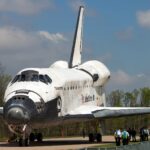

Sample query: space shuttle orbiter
[0,6,150,146]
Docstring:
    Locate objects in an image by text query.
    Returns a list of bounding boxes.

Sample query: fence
[79,141,150,150]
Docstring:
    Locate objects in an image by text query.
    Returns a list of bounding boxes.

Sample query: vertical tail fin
[69,6,84,68]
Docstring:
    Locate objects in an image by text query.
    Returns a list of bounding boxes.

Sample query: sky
[0,0,150,93]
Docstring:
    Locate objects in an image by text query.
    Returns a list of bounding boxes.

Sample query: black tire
[37,133,43,142]
[29,133,35,142]
[24,138,29,146]
[19,138,23,146]
[96,133,102,142]
[88,133,94,142]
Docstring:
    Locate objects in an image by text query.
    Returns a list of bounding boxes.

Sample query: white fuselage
[4,60,110,129]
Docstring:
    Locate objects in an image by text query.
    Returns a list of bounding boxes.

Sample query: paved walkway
[0,136,115,150]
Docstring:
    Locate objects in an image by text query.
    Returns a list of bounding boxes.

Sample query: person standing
[127,128,132,141]
[122,129,129,145]
[144,128,149,141]
[140,127,144,141]
[114,129,122,146]
[132,128,136,142]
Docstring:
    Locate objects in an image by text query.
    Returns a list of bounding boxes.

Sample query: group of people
[114,127,149,146]
[127,128,137,142]
[114,129,130,146]
[140,127,149,141]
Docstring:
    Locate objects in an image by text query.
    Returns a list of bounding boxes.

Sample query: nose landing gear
[8,124,31,146]
[18,130,43,146]
[19,137,29,146]
[18,124,31,146]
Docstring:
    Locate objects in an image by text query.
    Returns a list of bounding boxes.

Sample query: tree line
[0,63,150,138]
[0,63,11,139]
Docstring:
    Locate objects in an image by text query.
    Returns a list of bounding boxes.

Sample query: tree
[0,63,11,106]
[0,63,11,139]
[123,92,131,106]
[132,89,140,106]
[107,90,124,107]
[140,87,150,107]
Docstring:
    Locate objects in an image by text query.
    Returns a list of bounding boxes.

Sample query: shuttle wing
[92,107,150,118]
[0,107,3,117]
[66,106,150,119]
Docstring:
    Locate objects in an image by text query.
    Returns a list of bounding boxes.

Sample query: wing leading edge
[66,106,150,119]
[93,107,150,118]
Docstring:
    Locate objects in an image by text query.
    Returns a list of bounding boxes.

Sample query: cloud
[106,70,150,92]
[0,0,53,15]
[0,26,67,49]
[136,10,150,28]
[137,73,145,78]
[99,52,112,63]
[116,27,133,40]
[0,26,70,75]
[110,70,134,86]
[0,26,38,50]
[38,31,67,43]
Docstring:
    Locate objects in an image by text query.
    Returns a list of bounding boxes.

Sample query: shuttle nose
[4,95,38,124]
[6,107,30,124]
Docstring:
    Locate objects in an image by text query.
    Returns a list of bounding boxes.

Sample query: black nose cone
[4,96,38,124]
[6,107,30,124]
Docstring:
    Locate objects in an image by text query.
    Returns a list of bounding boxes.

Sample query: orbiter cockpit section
[11,70,52,84]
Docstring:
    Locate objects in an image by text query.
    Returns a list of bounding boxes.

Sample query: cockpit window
[31,74,38,81]
[19,70,39,82]
[45,75,52,84]
[11,70,52,85]
[39,75,46,84]
[11,75,20,83]
[20,74,26,81]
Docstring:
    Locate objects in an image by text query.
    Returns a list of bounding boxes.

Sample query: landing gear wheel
[19,138,23,146]
[96,133,102,142]
[18,137,29,146]
[29,133,35,142]
[37,133,43,142]
[88,133,94,142]
[25,138,29,146]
